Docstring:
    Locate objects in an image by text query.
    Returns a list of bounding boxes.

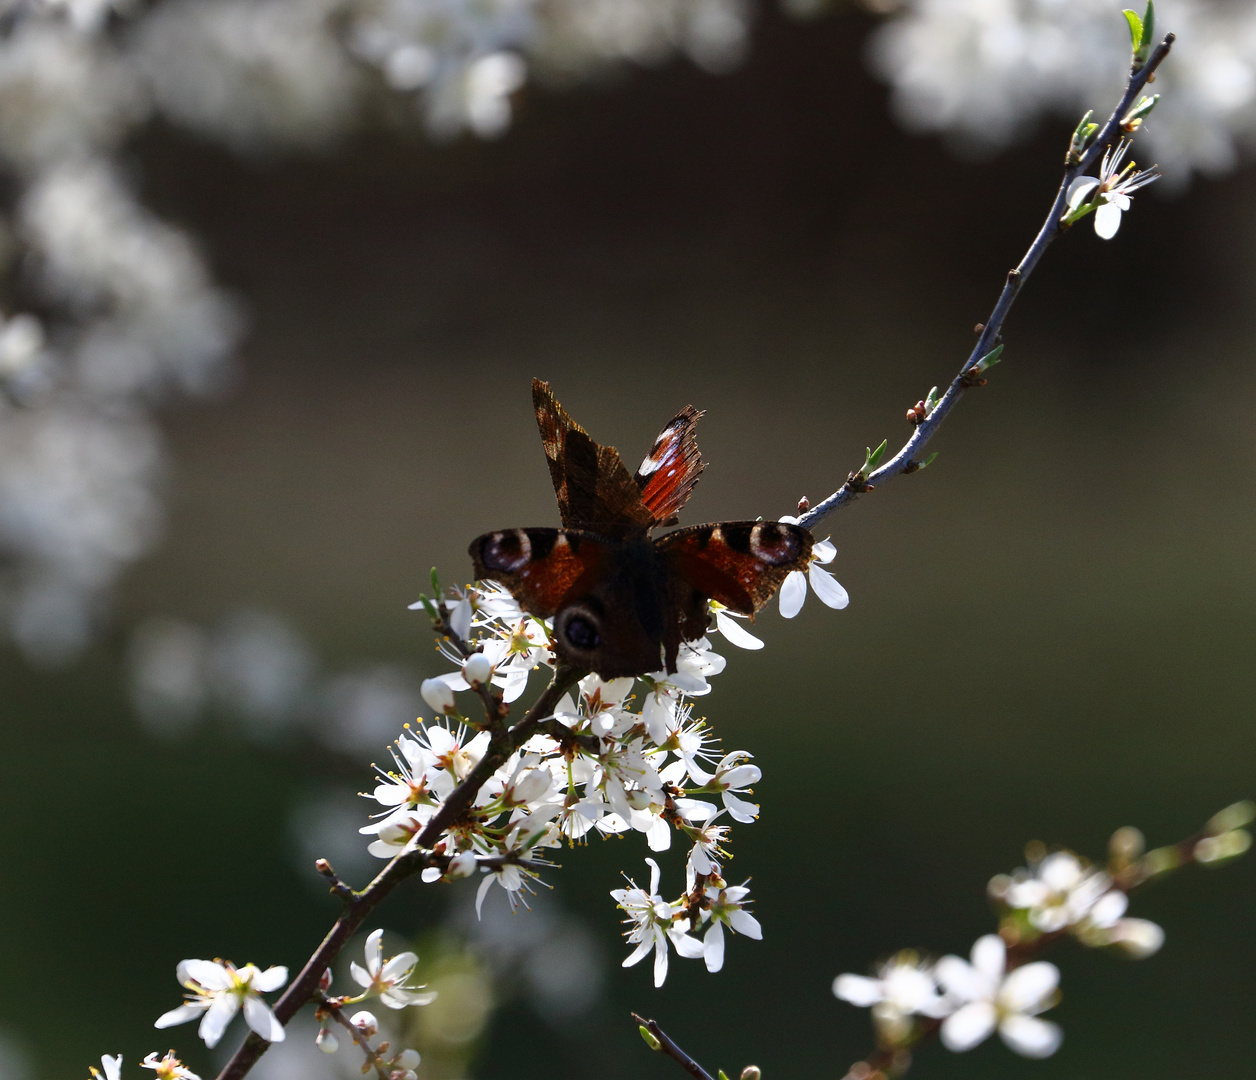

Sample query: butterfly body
[469,381,813,678]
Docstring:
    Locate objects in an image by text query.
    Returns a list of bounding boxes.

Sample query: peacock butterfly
[468,380,813,679]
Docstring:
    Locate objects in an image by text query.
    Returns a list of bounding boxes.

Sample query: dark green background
[1,10,1252,1079]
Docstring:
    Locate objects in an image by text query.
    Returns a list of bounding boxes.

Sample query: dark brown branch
[214,663,585,1080]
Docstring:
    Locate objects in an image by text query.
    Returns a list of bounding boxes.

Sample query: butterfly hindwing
[655,520,813,616]
[468,528,610,617]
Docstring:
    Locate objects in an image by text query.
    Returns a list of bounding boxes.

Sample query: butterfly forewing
[532,379,655,534]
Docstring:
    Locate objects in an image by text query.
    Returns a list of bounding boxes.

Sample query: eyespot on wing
[749,521,805,566]
[478,529,534,573]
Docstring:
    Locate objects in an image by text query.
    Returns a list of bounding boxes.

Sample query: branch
[839,804,1248,1080]
[799,33,1175,532]
[214,662,585,1080]
[632,1013,717,1080]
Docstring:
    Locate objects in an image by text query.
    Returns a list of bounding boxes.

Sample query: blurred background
[0,1,1252,1078]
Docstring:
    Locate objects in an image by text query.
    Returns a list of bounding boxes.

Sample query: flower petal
[833,974,883,1007]
[940,1001,997,1052]
[999,961,1059,1013]
[243,997,286,1043]
[154,1002,206,1029]
[197,994,239,1049]
[703,922,725,972]
[778,571,806,618]
[714,610,764,650]
[970,934,1006,985]
[251,966,288,993]
[652,935,669,987]
[999,1014,1063,1058]
[1095,201,1123,239]
[1066,176,1099,210]
[728,908,762,939]
[809,564,849,609]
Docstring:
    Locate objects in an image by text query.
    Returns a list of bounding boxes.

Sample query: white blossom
[1002,850,1112,932]
[349,929,437,1009]
[935,935,1062,1058]
[834,952,952,1026]
[154,959,288,1049]
[777,536,848,618]
[90,1055,122,1080]
[141,1051,201,1080]
[1066,139,1160,238]
[611,858,704,987]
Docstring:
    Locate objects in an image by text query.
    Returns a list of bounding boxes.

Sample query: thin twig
[799,34,1175,532]
[631,1013,717,1080]
[322,1002,394,1080]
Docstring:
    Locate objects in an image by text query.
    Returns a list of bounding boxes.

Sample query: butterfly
[468,379,814,679]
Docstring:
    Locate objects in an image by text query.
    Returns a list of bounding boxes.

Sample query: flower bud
[394,1049,421,1070]
[741,1068,762,1080]
[448,851,477,878]
[420,677,456,714]
[1111,917,1164,959]
[349,1010,379,1035]
[1195,829,1251,864]
[463,652,492,686]
[316,1027,339,1054]
[1205,800,1256,835]
[1109,826,1145,866]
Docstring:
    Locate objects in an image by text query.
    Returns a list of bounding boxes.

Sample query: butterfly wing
[633,405,706,526]
[655,521,813,617]
[469,528,609,617]
[533,379,655,534]
[469,527,668,678]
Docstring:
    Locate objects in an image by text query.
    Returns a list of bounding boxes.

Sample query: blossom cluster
[833,806,1253,1061]
[0,0,750,665]
[870,0,1256,184]
[362,551,844,985]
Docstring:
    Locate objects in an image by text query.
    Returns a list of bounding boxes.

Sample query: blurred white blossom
[869,0,1256,183]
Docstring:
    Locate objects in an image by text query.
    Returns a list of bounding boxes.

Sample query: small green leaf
[638,1026,662,1052]
[718,1072,732,1080]
[1123,8,1143,51]
[1140,0,1156,55]
[864,438,888,472]
[1122,93,1159,127]
[975,343,1004,372]
[918,451,939,470]
[924,385,941,412]
[430,566,441,595]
